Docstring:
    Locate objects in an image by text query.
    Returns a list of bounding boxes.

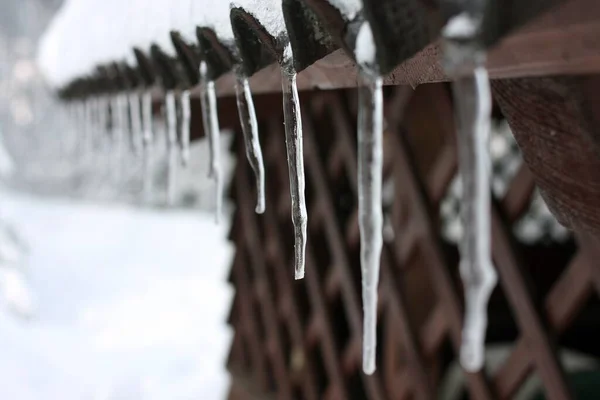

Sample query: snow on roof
[327,0,362,20]
[37,0,363,89]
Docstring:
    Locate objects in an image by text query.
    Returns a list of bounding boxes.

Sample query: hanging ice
[110,95,126,182]
[199,61,222,222]
[355,21,383,375]
[128,92,143,155]
[179,90,191,166]
[281,47,307,281]
[452,67,497,372]
[142,91,154,203]
[443,11,498,372]
[235,68,266,214]
[165,91,178,206]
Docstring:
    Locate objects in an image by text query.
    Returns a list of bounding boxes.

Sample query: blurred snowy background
[0,0,235,399]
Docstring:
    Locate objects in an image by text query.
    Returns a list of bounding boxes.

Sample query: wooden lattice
[225,83,599,400]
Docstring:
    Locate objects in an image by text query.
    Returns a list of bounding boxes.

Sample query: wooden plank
[203,0,600,97]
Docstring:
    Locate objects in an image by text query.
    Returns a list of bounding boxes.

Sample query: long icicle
[142,91,154,203]
[179,90,191,167]
[199,60,222,222]
[442,11,498,372]
[453,66,497,372]
[357,71,384,375]
[235,67,266,214]
[165,91,178,206]
[355,21,384,375]
[281,49,307,280]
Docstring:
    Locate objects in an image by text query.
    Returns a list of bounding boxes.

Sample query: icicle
[281,46,307,280]
[110,95,126,182]
[179,90,191,166]
[142,91,154,204]
[84,98,93,156]
[355,22,384,375]
[128,92,143,155]
[165,91,178,206]
[234,68,266,214]
[452,67,497,372]
[443,11,498,372]
[199,60,222,222]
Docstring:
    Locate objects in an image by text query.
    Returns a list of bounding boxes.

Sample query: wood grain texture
[208,0,600,96]
[493,76,600,235]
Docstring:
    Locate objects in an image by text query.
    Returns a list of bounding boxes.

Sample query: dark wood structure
[225,82,600,399]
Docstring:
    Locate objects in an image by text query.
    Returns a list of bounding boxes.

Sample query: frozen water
[128,93,143,155]
[165,91,178,206]
[179,90,191,167]
[452,66,497,372]
[357,71,383,375]
[142,91,154,204]
[281,56,307,281]
[355,21,384,375]
[234,69,265,214]
[199,61,222,223]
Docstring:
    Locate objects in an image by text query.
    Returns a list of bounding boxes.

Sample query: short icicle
[128,92,143,155]
[442,11,498,372]
[179,90,191,167]
[234,67,266,214]
[355,22,384,375]
[110,95,125,183]
[142,91,154,203]
[281,47,307,280]
[199,60,222,223]
[165,91,178,206]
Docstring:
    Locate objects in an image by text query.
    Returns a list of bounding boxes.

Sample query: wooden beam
[205,0,600,97]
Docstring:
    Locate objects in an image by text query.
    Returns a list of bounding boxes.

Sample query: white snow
[231,0,288,41]
[37,0,236,88]
[442,12,480,40]
[37,0,305,88]
[0,189,233,400]
[326,0,362,21]
[355,22,376,69]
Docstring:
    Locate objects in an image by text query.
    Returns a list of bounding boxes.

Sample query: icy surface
[235,70,265,214]
[0,189,233,400]
[281,59,307,281]
[452,66,497,372]
[179,90,191,167]
[199,61,222,223]
[165,91,178,207]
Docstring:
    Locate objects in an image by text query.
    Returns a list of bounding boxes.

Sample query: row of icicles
[66,19,496,376]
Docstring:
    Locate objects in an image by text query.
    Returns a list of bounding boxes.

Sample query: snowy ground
[0,189,233,400]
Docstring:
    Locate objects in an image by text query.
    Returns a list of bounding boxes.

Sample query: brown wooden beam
[205,0,600,97]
